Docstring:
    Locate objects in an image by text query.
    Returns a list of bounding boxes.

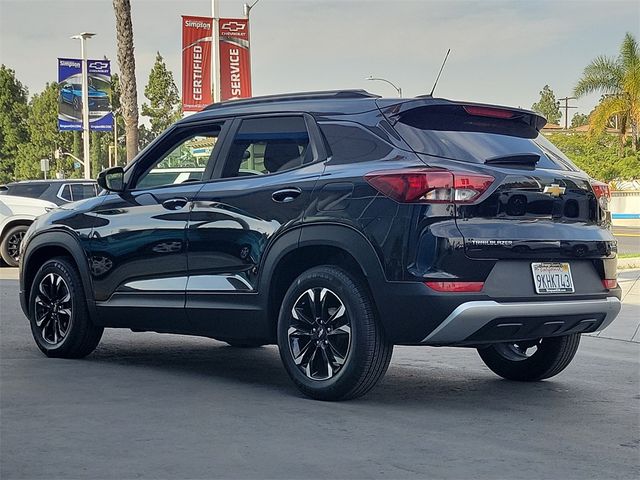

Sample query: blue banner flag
[58,58,113,131]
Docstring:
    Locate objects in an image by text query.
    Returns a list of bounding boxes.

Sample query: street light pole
[243,0,260,98]
[211,0,220,103]
[366,75,402,98]
[71,32,95,179]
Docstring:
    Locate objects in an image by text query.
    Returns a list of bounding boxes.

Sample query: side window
[134,125,223,190]
[70,183,97,200]
[221,116,310,178]
[319,122,392,164]
[58,185,72,202]
[8,183,49,198]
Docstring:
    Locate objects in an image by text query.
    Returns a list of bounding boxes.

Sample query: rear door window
[219,116,311,178]
[393,105,579,171]
[70,183,98,200]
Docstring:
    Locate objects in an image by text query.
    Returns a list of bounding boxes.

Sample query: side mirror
[97,166,125,193]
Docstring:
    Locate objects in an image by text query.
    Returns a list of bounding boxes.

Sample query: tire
[1,225,28,267]
[277,266,393,401]
[72,97,81,111]
[28,257,103,358]
[477,334,581,381]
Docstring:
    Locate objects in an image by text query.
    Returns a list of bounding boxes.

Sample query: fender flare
[0,215,36,239]
[257,222,388,306]
[20,229,97,320]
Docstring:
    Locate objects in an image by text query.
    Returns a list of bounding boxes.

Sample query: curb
[618,258,640,270]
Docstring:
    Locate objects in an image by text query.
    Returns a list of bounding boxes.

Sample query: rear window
[393,105,579,171]
[5,183,49,198]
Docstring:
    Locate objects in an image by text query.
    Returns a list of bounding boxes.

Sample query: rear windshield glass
[5,183,49,198]
[394,106,579,171]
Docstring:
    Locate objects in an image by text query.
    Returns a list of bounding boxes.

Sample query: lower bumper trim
[421,296,621,345]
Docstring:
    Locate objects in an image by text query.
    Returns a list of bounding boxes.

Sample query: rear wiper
[484,153,540,167]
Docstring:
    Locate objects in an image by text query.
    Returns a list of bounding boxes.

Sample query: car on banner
[18,90,622,401]
[59,82,110,112]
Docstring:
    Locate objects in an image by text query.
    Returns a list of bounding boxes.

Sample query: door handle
[162,197,188,210]
[272,188,302,203]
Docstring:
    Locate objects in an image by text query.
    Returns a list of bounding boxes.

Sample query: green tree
[545,132,640,181]
[571,113,589,128]
[141,52,181,136]
[532,85,562,124]
[91,132,108,175]
[574,32,640,151]
[14,83,75,179]
[138,124,155,150]
[0,65,29,182]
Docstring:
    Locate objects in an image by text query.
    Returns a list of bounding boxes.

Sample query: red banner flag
[182,15,213,111]
[219,18,252,101]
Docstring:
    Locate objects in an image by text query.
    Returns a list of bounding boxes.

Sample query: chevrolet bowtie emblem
[543,184,566,197]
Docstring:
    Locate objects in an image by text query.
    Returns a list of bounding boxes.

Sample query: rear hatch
[379,99,616,262]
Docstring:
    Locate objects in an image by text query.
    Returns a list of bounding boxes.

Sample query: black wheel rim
[287,288,351,381]
[34,273,72,345]
[7,230,25,262]
[494,339,543,361]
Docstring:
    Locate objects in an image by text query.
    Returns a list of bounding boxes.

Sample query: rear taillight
[365,168,494,204]
[591,181,611,211]
[425,281,485,292]
[602,279,617,290]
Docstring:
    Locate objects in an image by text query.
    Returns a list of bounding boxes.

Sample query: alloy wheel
[6,230,25,262]
[34,273,72,345]
[287,287,351,381]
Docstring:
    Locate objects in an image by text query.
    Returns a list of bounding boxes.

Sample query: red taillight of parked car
[591,180,611,211]
[365,168,494,204]
[602,279,617,290]
[425,281,485,292]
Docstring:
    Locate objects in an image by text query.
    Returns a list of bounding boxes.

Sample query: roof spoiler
[378,98,547,131]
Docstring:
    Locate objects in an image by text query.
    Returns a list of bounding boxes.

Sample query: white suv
[0,195,56,267]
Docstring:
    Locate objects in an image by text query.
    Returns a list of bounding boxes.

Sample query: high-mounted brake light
[365,168,494,204]
[463,106,515,119]
[425,281,485,292]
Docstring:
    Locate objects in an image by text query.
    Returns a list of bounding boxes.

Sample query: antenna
[428,48,451,97]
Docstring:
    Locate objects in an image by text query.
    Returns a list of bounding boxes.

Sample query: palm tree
[113,0,139,162]
[574,32,640,151]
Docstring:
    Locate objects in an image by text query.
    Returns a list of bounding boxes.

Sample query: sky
[1,0,639,125]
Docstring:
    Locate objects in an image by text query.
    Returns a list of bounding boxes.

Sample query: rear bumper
[372,275,622,345]
[420,296,621,345]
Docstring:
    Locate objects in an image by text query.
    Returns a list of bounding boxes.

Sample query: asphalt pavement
[1,268,639,479]
[613,225,640,255]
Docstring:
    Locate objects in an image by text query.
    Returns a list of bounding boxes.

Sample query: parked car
[0,179,99,206]
[18,90,622,400]
[0,195,56,266]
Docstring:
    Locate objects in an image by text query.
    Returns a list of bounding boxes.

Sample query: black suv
[19,90,622,400]
[0,179,99,206]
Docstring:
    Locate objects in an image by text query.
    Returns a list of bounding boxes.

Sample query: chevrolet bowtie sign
[543,184,566,197]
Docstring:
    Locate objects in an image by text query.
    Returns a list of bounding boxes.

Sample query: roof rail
[202,89,379,111]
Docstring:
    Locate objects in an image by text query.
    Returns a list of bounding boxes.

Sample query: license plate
[531,262,574,294]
